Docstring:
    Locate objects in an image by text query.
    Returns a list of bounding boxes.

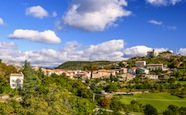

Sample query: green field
[120,93,186,113]
[175,81,186,85]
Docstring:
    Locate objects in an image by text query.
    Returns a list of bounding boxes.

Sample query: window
[16,79,21,83]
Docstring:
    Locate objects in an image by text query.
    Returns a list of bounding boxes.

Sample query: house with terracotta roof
[92,69,116,79]
[128,67,137,75]
[10,73,24,89]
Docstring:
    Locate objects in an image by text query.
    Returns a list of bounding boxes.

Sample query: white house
[145,74,159,80]
[146,64,163,70]
[10,73,24,89]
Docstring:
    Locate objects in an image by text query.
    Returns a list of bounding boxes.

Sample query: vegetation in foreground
[0,61,95,115]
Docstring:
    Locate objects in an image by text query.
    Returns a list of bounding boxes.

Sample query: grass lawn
[176,81,186,85]
[120,93,186,113]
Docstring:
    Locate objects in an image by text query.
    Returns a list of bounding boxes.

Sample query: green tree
[110,97,123,111]
[179,107,186,115]
[144,104,158,115]
[104,83,118,92]
[130,100,143,112]
[163,110,175,115]
[22,61,41,94]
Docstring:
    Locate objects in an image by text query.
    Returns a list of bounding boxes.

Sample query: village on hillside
[9,49,178,90]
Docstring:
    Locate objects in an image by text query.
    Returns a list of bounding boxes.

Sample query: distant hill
[1,59,23,69]
[56,61,117,70]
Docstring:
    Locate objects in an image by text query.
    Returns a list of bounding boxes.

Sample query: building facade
[10,73,24,89]
[145,74,159,80]
[135,61,146,68]
[146,64,163,70]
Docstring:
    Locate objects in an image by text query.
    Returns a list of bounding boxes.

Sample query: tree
[163,110,175,115]
[99,97,110,108]
[130,100,143,112]
[179,107,186,115]
[37,67,45,80]
[22,61,41,94]
[168,105,178,113]
[104,83,118,92]
[144,104,158,115]
[110,97,123,111]
[0,100,18,114]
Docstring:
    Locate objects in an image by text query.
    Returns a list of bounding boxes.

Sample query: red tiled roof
[10,73,23,77]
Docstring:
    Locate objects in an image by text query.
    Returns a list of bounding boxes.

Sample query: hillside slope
[56,61,117,70]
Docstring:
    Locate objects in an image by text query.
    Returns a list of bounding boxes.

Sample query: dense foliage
[0,61,95,115]
[0,60,17,94]
[163,105,186,115]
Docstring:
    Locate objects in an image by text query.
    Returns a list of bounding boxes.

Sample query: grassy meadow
[120,93,186,113]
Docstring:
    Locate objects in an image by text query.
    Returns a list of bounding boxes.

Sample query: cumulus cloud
[149,20,163,25]
[0,17,5,25]
[83,40,124,60]
[62,0,132,31]
[154,48,170,53]
[0,42,16,49]
[178,48,186,55]
[146,0,182,6]
[124,46,152,57]
[124,45,171,58]
[0,39,175,67]
[8,29,61,44]
[26,5,48,19]
[0,49,27,62]
[0,40,125,67]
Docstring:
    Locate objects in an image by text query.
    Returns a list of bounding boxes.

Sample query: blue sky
[0,0,186,67]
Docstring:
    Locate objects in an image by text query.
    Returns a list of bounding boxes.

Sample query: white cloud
[167,25,177,30]
[178,48,186,55]
[124,46,152,57]
[146,0,182,6]
[84,39,125,60]
[0,49,27,62]
[62,0,131,31]
[8,29,61,44]
[26,5,48,19]
[0,42,16,49]
[154,48,172,53]
[0,17,5,25]
[55,21,64,31]
[0,40,125,67]
[0,39,175,67]
[148,20,177,30]
[124,46,171,58]
[149,20,163,25]
[52,11,57,17]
